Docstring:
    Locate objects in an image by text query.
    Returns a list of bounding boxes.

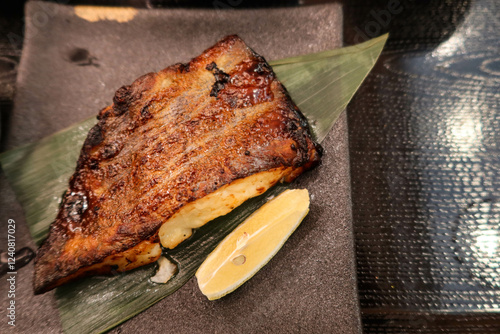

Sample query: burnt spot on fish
[287,122,298,131]
[140,104,153,121]
[253,58,272,75]
[101,142,123,160]
[113,85,132,116]
[179,63,190,73]
[217,58,274,108]
[83,123,104,150]
[97,106,113,120]
[61,191,89,223]
[89,159,99,170]
[112,73,157,118]
[206,62,230,98]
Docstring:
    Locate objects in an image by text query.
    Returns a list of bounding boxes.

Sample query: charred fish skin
[33,35,321,294]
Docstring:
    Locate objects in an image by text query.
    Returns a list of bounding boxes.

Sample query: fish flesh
[33,35,322,293]
[33,35,321,294]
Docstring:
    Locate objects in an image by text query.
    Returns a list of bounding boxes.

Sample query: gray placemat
[0,2,361,333]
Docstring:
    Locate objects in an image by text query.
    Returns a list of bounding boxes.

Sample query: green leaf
[0,34,387,333]
[0,117,97,245]
[271,34,388,142]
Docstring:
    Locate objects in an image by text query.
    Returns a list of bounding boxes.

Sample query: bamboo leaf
[0,117,97,244]
[0,34,387,333]
[271,34,388,142]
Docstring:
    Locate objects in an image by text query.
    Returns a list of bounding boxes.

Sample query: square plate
[0,2,361,333]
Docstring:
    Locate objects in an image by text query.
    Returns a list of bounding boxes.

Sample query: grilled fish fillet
[33,35,321,294]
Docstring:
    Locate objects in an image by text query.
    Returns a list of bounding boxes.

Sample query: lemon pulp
[195,188,310,300]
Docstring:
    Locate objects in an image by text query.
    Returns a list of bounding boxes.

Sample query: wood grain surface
[342,0,500,332]
[1,0,499,333]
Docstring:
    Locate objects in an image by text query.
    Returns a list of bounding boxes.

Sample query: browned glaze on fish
[33,35,321,294]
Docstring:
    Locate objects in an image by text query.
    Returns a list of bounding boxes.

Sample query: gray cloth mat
[0,1,361,333]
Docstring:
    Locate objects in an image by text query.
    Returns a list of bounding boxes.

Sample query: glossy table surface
[1,0,499,333]
[342,0,500,331]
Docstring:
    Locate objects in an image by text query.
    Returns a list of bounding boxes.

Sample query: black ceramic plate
[0,2,361,333]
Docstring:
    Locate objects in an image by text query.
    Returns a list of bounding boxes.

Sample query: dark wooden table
[343,0,500,332]
[1,1,499,332]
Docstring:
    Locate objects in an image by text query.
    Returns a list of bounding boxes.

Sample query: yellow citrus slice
[195,188,310,300]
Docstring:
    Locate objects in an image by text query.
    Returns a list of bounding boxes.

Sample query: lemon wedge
[195,188,310,300]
